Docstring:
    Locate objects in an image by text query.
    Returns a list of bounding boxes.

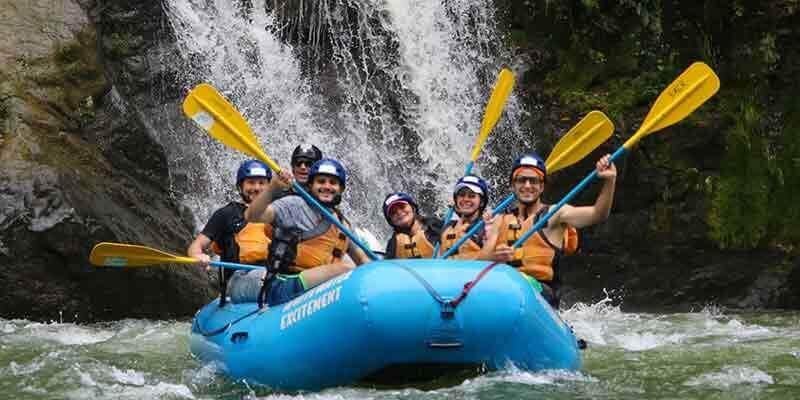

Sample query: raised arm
[553,154,617,229]
[245,170,292,224]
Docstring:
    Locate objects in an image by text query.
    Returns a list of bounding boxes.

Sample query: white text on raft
[279,271,352,330]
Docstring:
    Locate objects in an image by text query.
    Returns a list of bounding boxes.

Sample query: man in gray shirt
[228,158,370,307]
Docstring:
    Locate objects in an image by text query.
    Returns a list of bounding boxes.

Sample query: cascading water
[163,0,528,241]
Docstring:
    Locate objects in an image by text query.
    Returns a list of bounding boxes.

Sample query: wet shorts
[227,270,307,306]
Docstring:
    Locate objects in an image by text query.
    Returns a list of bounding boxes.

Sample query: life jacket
[497,205,578,286]
[210,203,273,264]
[208,202,272,307]
[393,227,436,259]
[440,219,485,260]
[289,210,349,272]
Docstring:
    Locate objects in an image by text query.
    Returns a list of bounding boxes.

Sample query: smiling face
[512,168,544,204]
[239,177,269,203]
[309,174,342,203]
[455,188,481,217]
[292,159,313,184]
[388,202,415,229]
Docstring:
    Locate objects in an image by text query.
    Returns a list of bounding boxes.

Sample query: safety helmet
[236,159,272,185]
[453,174,490,210]
[510,152,546,182]
[308,158,347,188]
[382,192,418,225]
[291,144,323,166]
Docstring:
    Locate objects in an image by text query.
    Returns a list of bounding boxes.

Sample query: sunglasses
[292,160,313,168]
[513,176,542,185]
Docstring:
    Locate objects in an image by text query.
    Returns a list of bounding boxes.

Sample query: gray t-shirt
[272,195,324,233]
[271,195,355,252]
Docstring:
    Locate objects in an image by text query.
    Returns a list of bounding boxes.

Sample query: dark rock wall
[0,0,213,322]
[493,0,800,310]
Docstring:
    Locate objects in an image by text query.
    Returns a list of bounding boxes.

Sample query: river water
[2,302,798,399]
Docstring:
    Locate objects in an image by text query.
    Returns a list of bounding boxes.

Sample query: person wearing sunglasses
[271,144,323,201]
[485,152,616,308]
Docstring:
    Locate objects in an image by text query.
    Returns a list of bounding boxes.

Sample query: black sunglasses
[292,159,313,168]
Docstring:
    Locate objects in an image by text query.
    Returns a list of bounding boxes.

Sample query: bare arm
[187,233,212,267]
[244,171,291,224]
[553,154,617,229]
[347,245,371,265]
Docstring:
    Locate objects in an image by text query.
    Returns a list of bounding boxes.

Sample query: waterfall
[163,0,529,241]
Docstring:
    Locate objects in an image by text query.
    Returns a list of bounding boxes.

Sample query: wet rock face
[496,0,800,311]
[0,0,213,322]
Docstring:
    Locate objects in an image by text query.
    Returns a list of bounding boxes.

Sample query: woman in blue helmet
[187,159,273,305]
[485,152,616,308]
[439,174,493,260]
[382,192,443,259]
[236,158,371,307]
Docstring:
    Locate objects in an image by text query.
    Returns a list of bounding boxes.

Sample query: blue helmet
[236,159,272,185]
[453,174,491,210]
[511,152,546,182]
[308,158,347,188]
[382,192,418,225]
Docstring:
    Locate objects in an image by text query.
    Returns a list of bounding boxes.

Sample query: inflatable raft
[190,259,581,391]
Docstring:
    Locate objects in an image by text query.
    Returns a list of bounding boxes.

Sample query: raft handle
[427,342,463,349]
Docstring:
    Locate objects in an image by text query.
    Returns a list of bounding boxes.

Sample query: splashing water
[163,0,526,238]
[2,307,799,398]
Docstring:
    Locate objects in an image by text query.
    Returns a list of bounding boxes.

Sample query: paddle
[182,84,380,261]
[432,68,516,257]
[510,62,720,249]
[89,242,263,271]
[439,110,614,258]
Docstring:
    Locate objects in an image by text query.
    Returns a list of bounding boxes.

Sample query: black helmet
[291,144,323,166]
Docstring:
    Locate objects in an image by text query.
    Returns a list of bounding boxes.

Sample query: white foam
[110,366,146,386]
[684,366,774,388]
[6,322,116,346]
[562,294,777,352]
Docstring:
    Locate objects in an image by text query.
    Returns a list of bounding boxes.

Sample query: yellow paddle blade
[546,111,614,174]
[182,84,282,173]
[626,62,720,148]
[89,242,197,267]
[471,68,516,161]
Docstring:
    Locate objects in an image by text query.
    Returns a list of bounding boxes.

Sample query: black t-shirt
[201,202,247,262]
[384,216,443,259]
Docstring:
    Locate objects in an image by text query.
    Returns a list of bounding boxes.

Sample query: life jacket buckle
[403,242,416,249]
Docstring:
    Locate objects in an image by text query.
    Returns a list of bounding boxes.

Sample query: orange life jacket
[290,213,349,272]
[440,220,484,260]
[211,223,272,263]
[393,228,435,259]
[497,206,578,283]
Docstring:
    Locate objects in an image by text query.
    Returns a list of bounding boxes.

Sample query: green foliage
[707,95,770,249]
[707,88,800,251]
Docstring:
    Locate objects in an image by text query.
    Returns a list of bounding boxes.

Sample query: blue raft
[190,259,581,391]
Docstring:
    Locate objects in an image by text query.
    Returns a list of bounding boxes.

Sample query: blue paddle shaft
[210,260,264,271]
[432,161,475,257]
[290,181,380,261]
[511,146,626,248]
[438,192,517,259]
